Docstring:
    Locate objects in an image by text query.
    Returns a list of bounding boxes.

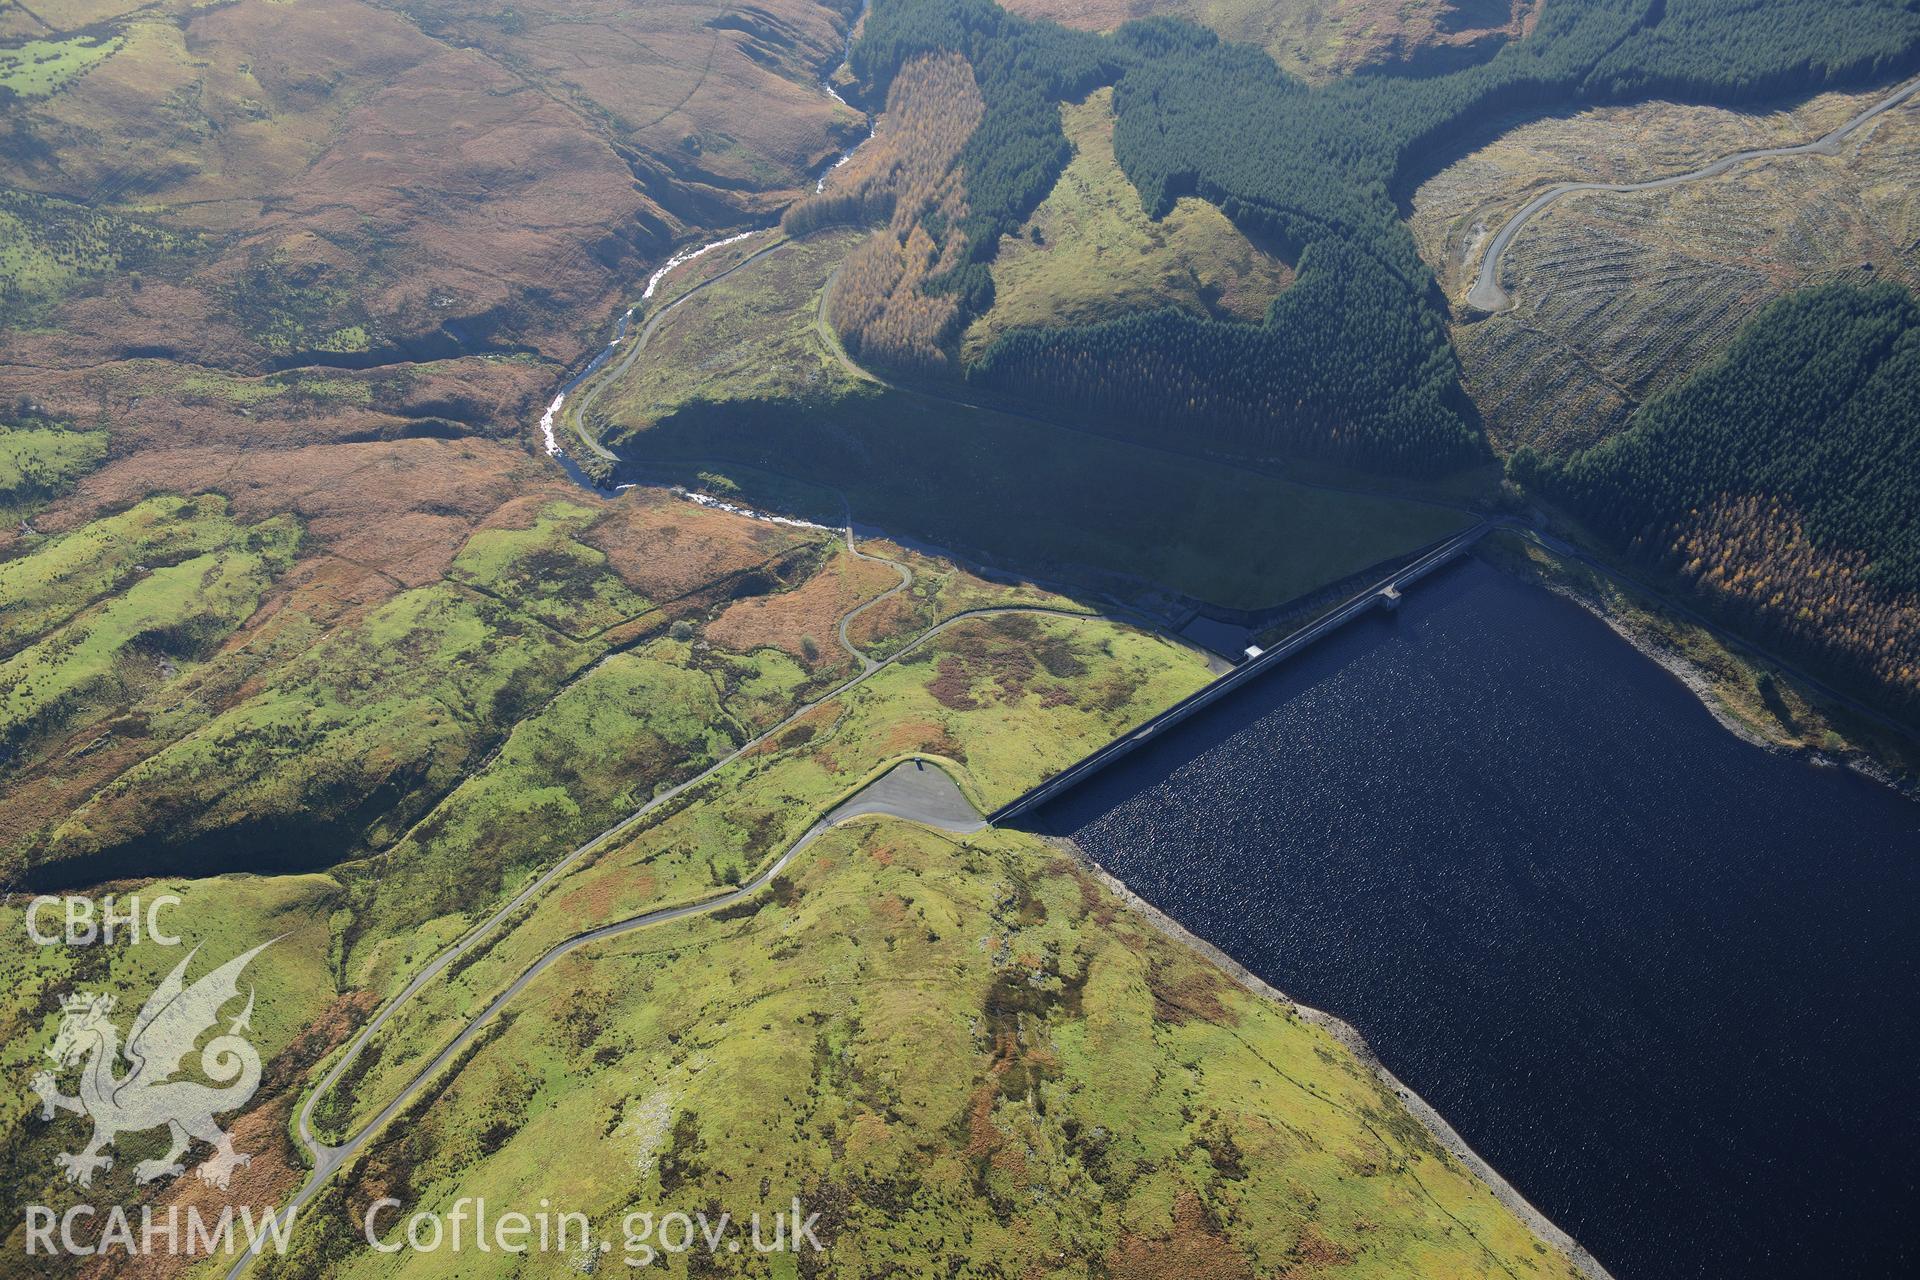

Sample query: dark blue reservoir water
[1034,559,1920,1280]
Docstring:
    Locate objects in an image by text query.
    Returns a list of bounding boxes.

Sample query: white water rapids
[539,1,874,477]
[815,2,874,191]
[677,490,836,533]
[536,229,759,468]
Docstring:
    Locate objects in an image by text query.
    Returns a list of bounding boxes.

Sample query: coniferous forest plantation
[1518,281,1920,707]
[6,2,1920,1278]
[758,0,1920,716]
[850,0,1920,469]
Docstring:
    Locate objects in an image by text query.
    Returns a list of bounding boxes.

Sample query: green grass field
[0,189,192,326]
[28,574,599,878]
[315,607,1216,1141]
[0,496,265,655]
[337,632,817,998]
[0,499,298,780]
[0,421,106,513]
[0,538,293,755]
[448,502,654,639]
[962,88,1294,362]
[0,33,122,98]
[172,368,374,409]
[7,497,823,886]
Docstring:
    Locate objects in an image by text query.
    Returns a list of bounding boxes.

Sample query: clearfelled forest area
[1516,282,1920,710]
[835,0,1920,473]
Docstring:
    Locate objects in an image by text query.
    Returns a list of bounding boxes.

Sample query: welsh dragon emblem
[30,940,276,1191]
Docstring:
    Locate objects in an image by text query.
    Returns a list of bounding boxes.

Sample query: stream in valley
[540,2,873,489]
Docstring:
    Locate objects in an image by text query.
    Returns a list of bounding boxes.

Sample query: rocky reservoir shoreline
[1056,837,1619,1280]
[1023,558,1920,1280]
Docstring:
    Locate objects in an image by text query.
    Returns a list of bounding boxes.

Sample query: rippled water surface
[1036,559,1920,1280]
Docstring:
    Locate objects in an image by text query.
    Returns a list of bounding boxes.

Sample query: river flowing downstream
[520,25,1920,1275]
[539,3,873,487]
[537,228,762,487]
[1033,558,1920,1280]
[817,1,875,190]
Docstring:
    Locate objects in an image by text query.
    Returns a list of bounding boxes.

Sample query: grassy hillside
[961,88,1293,361]
[0,0,911,895]
[0,490,871,888]
[0,416,105,518]
[282,824,1580,1280]
[0,32,124,97]
[1,496,1157,1273]
[247,605,1582,1280]
[309,607,1219,1136]
[595,229,868,430]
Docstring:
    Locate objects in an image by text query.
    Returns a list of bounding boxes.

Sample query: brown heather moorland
[0,0,879,884]
[2,0,864,374]
[0,0,862,638]
[1000,0,1539,81]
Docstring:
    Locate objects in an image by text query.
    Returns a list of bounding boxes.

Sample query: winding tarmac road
[562,232,795,464]
[237,759,985,1277]
[262,65,1920,1276]
[1467,72,1920,313]
[224,514,1163,1276]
